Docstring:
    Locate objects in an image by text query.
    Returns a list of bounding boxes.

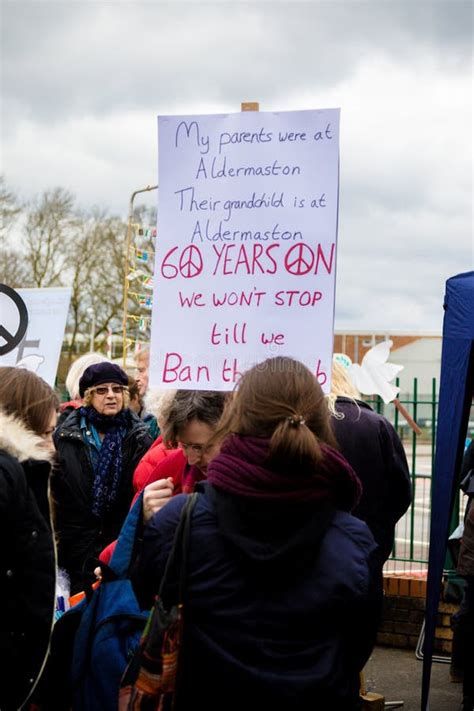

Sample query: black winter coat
[53,408,152,593]
[331,397,412,563]
[458,441,474,577]
[0,411,56,711]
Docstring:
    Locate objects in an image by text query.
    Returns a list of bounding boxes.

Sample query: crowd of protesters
[0,351,418,710]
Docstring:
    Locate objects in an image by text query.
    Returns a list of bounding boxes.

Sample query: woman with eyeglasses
[57,351,109,427]
[98,389,227,565]
[0,367,59,711]
[53,362,153,593]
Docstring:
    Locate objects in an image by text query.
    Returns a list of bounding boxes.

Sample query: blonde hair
[326,360,361,418]
[65,353,109,400]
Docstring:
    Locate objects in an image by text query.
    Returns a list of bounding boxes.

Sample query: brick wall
[378,576,458,655]
[333,334,420,364]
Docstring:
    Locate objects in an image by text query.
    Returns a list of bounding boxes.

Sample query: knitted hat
[79,362,129,397]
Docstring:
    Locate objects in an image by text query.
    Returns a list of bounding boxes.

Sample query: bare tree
[0,177,31,287]
[89,215,128,343]
[64,212,102,357]
[0,249,33,287]
[0,176,21,239]
[24,187,79,287]
[1,179,133,363]
[63,212,127,357]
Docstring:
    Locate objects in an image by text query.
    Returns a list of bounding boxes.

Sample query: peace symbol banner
[0,284,28,356]
[0,287,71,386]
[150,109,340,391]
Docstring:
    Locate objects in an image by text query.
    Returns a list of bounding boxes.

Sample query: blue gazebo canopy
[422,271,474,710]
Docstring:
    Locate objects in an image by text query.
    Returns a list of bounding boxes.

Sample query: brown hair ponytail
[211,357,336,474]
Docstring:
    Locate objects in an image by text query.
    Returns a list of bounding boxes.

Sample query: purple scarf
[206,435,361,511]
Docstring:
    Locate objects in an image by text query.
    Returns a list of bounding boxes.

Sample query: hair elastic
[287,414,306,426]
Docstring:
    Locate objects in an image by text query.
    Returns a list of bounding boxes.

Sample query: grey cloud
[1,1,471,333]
[2,1,471,123]
[334,249,458,331]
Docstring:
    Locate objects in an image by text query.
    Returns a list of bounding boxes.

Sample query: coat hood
[206,483,336,572]
[0,410,52,463]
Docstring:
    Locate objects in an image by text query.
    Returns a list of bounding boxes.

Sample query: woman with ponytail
[133,357,383,711]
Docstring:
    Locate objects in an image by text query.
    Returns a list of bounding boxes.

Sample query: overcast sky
[1,0,472,333]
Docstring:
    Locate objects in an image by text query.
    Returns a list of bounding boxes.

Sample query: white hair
[65,353,110,400]
[143,388,176,428]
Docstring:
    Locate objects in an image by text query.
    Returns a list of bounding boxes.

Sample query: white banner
[150,108,340,391]
[0,287,71,386]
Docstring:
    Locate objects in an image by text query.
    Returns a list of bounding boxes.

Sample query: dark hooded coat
[0,411,56,711]
[457,441,474,578]
[331,397,412,562]
[134,479,382,711]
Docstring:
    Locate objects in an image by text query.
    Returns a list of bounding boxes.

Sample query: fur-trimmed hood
[0,410,52,463]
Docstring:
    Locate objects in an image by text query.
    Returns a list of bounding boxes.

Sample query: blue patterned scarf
[80,406,131,518]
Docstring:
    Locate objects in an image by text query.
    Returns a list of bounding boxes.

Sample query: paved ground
[370,645,462,710]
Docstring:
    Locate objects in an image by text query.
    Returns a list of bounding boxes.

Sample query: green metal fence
[366,378,473,576]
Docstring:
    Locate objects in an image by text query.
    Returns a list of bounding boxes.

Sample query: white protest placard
[0,287,71,386]
[149,109,340,391]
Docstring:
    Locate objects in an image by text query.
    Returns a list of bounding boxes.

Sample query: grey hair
[65,353,109,400]
[161,390,228,447]
[135,348,150,365]
[144,389,176,426]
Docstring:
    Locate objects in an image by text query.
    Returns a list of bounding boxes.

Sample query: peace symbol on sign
[0,284,29,356]
[284,244,315,276]
[179,245,203,279]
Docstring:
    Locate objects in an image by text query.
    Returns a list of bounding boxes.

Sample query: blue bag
[70,494,150,711]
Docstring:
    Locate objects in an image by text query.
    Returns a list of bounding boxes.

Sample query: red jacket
[99,439,204,564]
[132,436,179,496]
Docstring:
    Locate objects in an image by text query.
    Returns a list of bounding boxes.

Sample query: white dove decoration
[347,340,421,434]
[348,340,403,405]
[16,354,45,373]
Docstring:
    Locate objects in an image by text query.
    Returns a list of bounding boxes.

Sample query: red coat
[99,439,204,564]
[131,435,205,499]
[132,437,180,496]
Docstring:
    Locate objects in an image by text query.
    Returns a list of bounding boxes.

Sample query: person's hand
[142,477,174,523]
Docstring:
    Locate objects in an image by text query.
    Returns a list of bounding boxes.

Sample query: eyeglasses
[91,385,126,396]
[178,442,205,454]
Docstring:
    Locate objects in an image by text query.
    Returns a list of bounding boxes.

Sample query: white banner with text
[0,286,71,386]
[150,108,340,391]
